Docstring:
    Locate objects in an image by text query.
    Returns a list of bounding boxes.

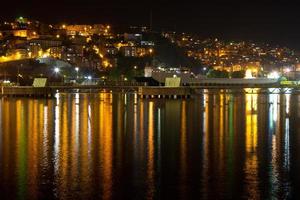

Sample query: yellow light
[102,60,111,68]
[86,37,91,42]
[245,69,253,79]
[56,34,60,38]
[42,51,50,58]
[116,43,124,50]
[15,52,21,60]
[38,50,43,57]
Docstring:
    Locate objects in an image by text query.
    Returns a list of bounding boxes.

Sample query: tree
[231,70,245,78]
[153,33,202,69]
[207,69,229,78]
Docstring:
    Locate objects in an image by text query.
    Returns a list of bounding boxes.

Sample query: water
[0,90,299,199]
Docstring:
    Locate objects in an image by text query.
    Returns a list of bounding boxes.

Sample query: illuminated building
[48,46,63,59]
[105,46,118,55]
[124,33,142,41]
[28,42,42,58]
[30,38,62,49]
[13,30,28,38]
[64,24,109,36]
[121,46,153,57]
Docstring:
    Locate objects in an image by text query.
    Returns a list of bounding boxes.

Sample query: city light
[54,67,60,73]
[283,67,291,73]
[245,69,254,79]
[267,71,280,79]
[75,67,79,72]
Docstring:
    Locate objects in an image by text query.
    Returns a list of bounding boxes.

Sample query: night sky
[3,1,300,49]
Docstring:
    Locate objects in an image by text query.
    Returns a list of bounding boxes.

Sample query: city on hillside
[0,16,299,86]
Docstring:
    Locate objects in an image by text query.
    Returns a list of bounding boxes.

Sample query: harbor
[0,82,298,99]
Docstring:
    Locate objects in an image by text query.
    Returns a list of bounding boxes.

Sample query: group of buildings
[163,32,300,78]
[0,17,155,71]
[1,17,300,83]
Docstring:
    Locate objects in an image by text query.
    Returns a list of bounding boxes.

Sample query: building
[61,45,84,64]
[124,33,142,41]
[48,46,63,59]
[141,41,155,46]
[120,46,153,57]
[7,48,28,60]
[105,46,118,55]
[27,42,42,58]
[63,24,108,36]
[30,38,62,49]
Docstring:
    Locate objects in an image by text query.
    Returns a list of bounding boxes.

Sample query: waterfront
[0,90,299,199]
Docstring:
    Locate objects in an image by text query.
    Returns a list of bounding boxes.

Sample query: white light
[75,67,79,72]
[267,71,280,79]
[245,69,254,79]
[54,67,60,73]
[203,67,207,71]
[87,76,92,80]
[284,68,291,73]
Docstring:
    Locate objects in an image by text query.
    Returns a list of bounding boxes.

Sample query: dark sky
[3,0,300,49]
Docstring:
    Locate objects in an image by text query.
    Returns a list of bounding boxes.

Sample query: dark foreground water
[0,90,300,199]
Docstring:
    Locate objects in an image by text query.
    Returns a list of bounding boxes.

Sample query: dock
[138,87,191,99]
[1,84,300,99]
[0,86,55,98]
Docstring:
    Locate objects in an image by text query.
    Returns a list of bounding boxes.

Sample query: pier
[0,86,55,98]
[138,87,191,99]
[1,83,300,99]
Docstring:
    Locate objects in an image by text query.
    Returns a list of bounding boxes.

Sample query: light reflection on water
[0,91,298,199]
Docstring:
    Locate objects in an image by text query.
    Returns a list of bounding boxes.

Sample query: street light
[54,67,60,73]
[17,64,23,85]
[75,67,79,79]
[54,67,64,83]
[267,71,280,79]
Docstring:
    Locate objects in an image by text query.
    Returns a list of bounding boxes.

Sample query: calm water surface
[0,90,299,199]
